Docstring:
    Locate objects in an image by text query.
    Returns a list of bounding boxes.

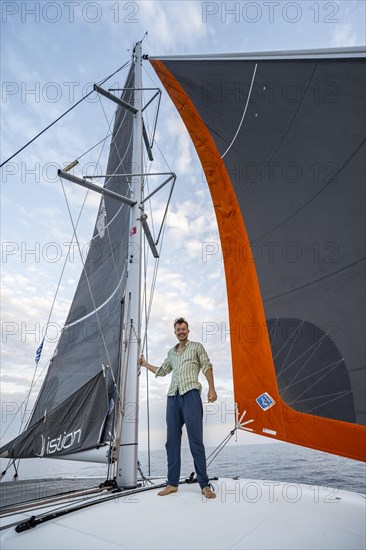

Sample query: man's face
[174,323,189,341]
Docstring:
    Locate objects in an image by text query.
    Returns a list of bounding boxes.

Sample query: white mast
[117,41,144,488]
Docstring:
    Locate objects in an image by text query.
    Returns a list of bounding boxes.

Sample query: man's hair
[174,317,189,328]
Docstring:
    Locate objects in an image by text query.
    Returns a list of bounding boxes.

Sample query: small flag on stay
[35,338,44,364]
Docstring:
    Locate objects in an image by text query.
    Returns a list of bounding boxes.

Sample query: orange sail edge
[236,395,366,462]
[150,59,366,464]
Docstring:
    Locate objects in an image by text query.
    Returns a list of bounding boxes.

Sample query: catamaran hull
[1,477,365,549]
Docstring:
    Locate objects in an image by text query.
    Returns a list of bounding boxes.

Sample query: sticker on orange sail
[256,393,275,411]
[263,428,277,435]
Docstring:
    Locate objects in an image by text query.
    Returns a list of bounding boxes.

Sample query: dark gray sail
[0,67,135,459]
[151,50,366,460]
[176,56,365,425]
[1,373,108,458]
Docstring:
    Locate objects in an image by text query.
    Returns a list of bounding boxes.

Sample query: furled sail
[0,67,135,459]
[151,49,366,461]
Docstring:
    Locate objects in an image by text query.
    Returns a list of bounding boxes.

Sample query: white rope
[221,63,258,159]
[62,268,126,330]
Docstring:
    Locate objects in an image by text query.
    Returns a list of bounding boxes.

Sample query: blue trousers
[165,389,209,489]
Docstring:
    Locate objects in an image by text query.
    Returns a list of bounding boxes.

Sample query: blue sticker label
[256,392,275,411]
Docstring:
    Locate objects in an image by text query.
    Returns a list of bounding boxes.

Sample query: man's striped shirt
[155,340,213,396]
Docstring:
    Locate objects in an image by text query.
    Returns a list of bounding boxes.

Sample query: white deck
[1,478,365,549]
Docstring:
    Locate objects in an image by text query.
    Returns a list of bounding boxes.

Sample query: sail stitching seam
[283,357,345,392]
[287,358,344,406]
[275,320,305,375]
[273,320,304,365]
[295,389,352,404]
[278,331,328,381]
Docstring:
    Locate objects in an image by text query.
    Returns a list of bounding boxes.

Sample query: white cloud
[192,293,216,311]
[137,1,210,52]
[330,23,357,47]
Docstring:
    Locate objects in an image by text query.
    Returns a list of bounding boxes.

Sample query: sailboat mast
[117,41,144,488]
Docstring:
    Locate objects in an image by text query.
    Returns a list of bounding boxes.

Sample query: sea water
[2,442,365,494]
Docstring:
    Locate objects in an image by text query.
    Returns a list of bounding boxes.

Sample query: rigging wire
[96,92,128,285]
[137,113,241,475]
[137,126,158,477]
[2,77,134,460]
[1,64,134,458]
[142,64,162,150]
[107,295,126,481]
[1,172,98,448]
[142,229,151,477]
[0,60,132,168]
[93,77,138,382]
[138,164,176,479]
[142,147,152,478]
[139,106,177,351]
[0,54,240,485]
[21,111,114,427]
[147,137,176,246]
[3,55,198,483]
[70,94,125,375]
[2,61,149,480]
[60,178,114,371]
[114,294,133,480]
[206,430,236,468]
[134,117,160,477]
[136,92,178,474]
[75,132,113,162]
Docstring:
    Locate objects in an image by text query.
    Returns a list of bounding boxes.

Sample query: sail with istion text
[0,67,135,460]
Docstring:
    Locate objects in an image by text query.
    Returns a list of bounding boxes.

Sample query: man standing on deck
[139,317,217,499]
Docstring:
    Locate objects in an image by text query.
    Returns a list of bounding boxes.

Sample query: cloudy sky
[1,0,365,466]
